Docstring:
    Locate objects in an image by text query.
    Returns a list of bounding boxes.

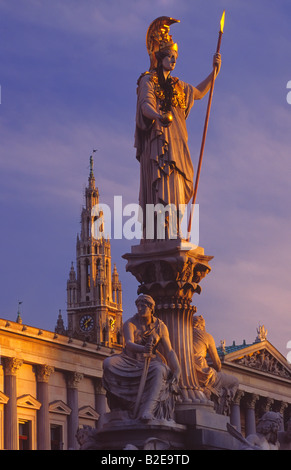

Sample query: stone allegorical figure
[192,315,239,415]
[102,294,181,421]
[242,411,282,450]
[135,17,221,240]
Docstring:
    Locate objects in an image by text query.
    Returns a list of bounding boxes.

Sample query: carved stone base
[79,407,240,450]
[123,240,213,404]
[96,410,187,450]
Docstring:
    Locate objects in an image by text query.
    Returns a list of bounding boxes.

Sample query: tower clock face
[79,314,94,332]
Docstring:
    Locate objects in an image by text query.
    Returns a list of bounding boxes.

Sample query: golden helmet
[146,16,179,71]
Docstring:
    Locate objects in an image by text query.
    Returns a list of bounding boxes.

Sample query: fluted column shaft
[35,364,54,450]
[230,390,244,432]
[245,394,259,437]
[95,379,107,418]
[156,301,201,402]
[67,372,83,449]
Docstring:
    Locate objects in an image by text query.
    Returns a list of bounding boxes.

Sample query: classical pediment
[78,405,100,420]
[49,400,71,415]
[222,340,291,380]
[0,391,9,405]
[17,394,42,409]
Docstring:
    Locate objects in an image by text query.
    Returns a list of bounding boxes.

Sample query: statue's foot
[140,411,154,422]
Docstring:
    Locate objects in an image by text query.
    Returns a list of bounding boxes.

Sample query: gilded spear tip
[220,10,225,33]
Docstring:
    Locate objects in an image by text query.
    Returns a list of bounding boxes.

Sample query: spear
[186,11,225,242]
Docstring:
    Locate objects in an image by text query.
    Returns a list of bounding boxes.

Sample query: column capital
[259,396,274,414]
[67,372,84,389]
[94,378,106,395]
[233,389,244,405]
[277,401,288,415]
[34,364,55,383]
[245,393,259,410]
[3,357,23,376]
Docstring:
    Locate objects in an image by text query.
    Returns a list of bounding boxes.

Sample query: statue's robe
[102,316,176,420]
[134,72,196,237]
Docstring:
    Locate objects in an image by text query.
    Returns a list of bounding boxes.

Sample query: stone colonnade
[230,389,290,436]
[2,357,107,450]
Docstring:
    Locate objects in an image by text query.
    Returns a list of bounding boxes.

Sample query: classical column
[94,378,107,418]
[259,396,274,418]
[277,402,288,431]
[3,357,23,450]
[35,364,54,450]
[67,372,83,449]
[230,389,244,432]
[245,393,259,437]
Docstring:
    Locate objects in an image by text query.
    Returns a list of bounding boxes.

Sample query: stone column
[35,364,54,450]
[230,389,244,433]
[94,378,107,418]
[259,396,274,418]
[245,394,259,437]
[3,357,23,450]
[277,402,288,431]
[67,372,83,449]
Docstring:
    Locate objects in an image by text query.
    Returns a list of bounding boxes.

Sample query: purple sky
[0,0,290,359]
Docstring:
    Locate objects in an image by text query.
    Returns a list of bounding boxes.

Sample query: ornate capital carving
[34,364,54,383]
[277,401,288,415]
[67,372,84,389]
[3,357,23,375]
[245,393,259,410]
[123,241,213,301]
[259,396,274,414]
[233,389,244,406]
[94,378,106,395]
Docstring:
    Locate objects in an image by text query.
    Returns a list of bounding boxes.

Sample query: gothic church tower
[65,156,123,347]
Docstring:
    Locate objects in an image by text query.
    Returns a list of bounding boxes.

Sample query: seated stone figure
[192,315,239,415]
[102,294,181,421]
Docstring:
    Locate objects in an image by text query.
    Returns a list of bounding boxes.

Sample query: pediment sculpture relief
[235,349,291,379]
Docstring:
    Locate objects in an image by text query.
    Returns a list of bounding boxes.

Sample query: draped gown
[134,71,196,238]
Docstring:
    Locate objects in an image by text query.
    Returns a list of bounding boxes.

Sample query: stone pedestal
[175,406,240,450]
[95,406,240,450]
[88,239,238,450]
[123,239,213,404]
[96,410,187,450]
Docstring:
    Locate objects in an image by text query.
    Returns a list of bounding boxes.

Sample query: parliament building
[0,158,290,450]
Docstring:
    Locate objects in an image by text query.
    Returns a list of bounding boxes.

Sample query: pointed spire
[88,150,98,189]
[55,309,66,335]
[112,264,119,283]
[16,301,23,324]
[88,153,96,190]
[89,154,94,178]
[69,261,76,281]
